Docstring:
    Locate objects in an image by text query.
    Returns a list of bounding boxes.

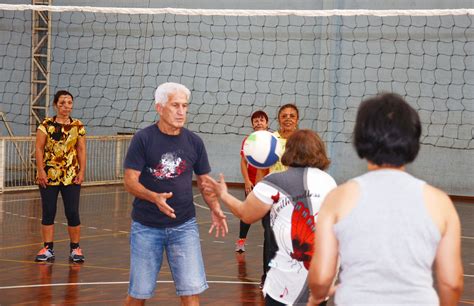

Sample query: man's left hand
[208,209,228,238]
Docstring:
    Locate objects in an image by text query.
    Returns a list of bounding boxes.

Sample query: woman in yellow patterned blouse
[34,90,86,263]
[259,103,300,289]
[270,104,300,173]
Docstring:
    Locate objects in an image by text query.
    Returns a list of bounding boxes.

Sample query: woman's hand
[36,169,48,188]
[74,171,85,185]
[244,179,254,194]
[202,174,228,198]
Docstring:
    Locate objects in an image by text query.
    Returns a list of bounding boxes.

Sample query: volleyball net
[0,5,473,150]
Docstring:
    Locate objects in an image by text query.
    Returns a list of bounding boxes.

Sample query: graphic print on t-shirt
[290,202,316,270]
[271,191,280,203]
[147,152,187,180]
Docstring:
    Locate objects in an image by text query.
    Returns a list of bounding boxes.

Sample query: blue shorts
[128,218,208,299]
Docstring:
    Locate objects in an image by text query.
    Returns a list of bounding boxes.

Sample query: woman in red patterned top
[236,110,269,252]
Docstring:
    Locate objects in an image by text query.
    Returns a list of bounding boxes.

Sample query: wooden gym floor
[0,185,472,305]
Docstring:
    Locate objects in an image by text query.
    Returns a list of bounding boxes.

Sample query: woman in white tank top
[307,93,463,306]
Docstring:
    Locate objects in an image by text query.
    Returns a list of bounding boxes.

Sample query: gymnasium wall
[0,0,472,196]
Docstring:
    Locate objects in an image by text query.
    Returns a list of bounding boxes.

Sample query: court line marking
[0,186,236,205]
[6,190,470,253]
[2,189,472,296]
[0,259,171,277]
[193,194,234,216]
[0,259,244,278]
[0,208,247,251]
[0,191,232,218]
[0,258,131,271]
[4,274,474,291]
[193,202,233,216]
[0,190,130,204]
[0,258,256,283]
[0,232,129,250]
[1,186,473,289]
[0,280,259,290]
[4,207,473,242]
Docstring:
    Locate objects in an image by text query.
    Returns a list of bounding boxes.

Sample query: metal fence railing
[0,135,132,192]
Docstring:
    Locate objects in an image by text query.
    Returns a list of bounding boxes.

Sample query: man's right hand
[153,192,176,218]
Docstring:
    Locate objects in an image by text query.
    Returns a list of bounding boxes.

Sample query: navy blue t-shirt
[124,124,211,228]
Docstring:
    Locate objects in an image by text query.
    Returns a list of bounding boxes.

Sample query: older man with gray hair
[123,82,228,305]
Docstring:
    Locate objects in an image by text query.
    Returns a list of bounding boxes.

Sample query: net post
[30,0,51,136]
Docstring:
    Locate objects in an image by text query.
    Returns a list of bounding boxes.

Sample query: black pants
[39,184,81,226]
[262,212,272,276]
[265,295,285,306]
[240,213,271,278]
[239,220,251,238]
[239,189,252,238]
[265,294,328,306]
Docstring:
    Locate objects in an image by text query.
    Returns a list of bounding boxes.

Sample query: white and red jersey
[253,167,336,305]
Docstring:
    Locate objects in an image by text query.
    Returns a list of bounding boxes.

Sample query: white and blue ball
[243,130,282,169]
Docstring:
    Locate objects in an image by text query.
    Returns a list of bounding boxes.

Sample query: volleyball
[243,130,282,169]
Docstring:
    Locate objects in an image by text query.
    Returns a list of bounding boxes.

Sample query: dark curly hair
[53,90,73,105]
[353,93,421,166]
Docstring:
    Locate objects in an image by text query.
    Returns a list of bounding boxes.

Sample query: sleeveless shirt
[333,169,441,305]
